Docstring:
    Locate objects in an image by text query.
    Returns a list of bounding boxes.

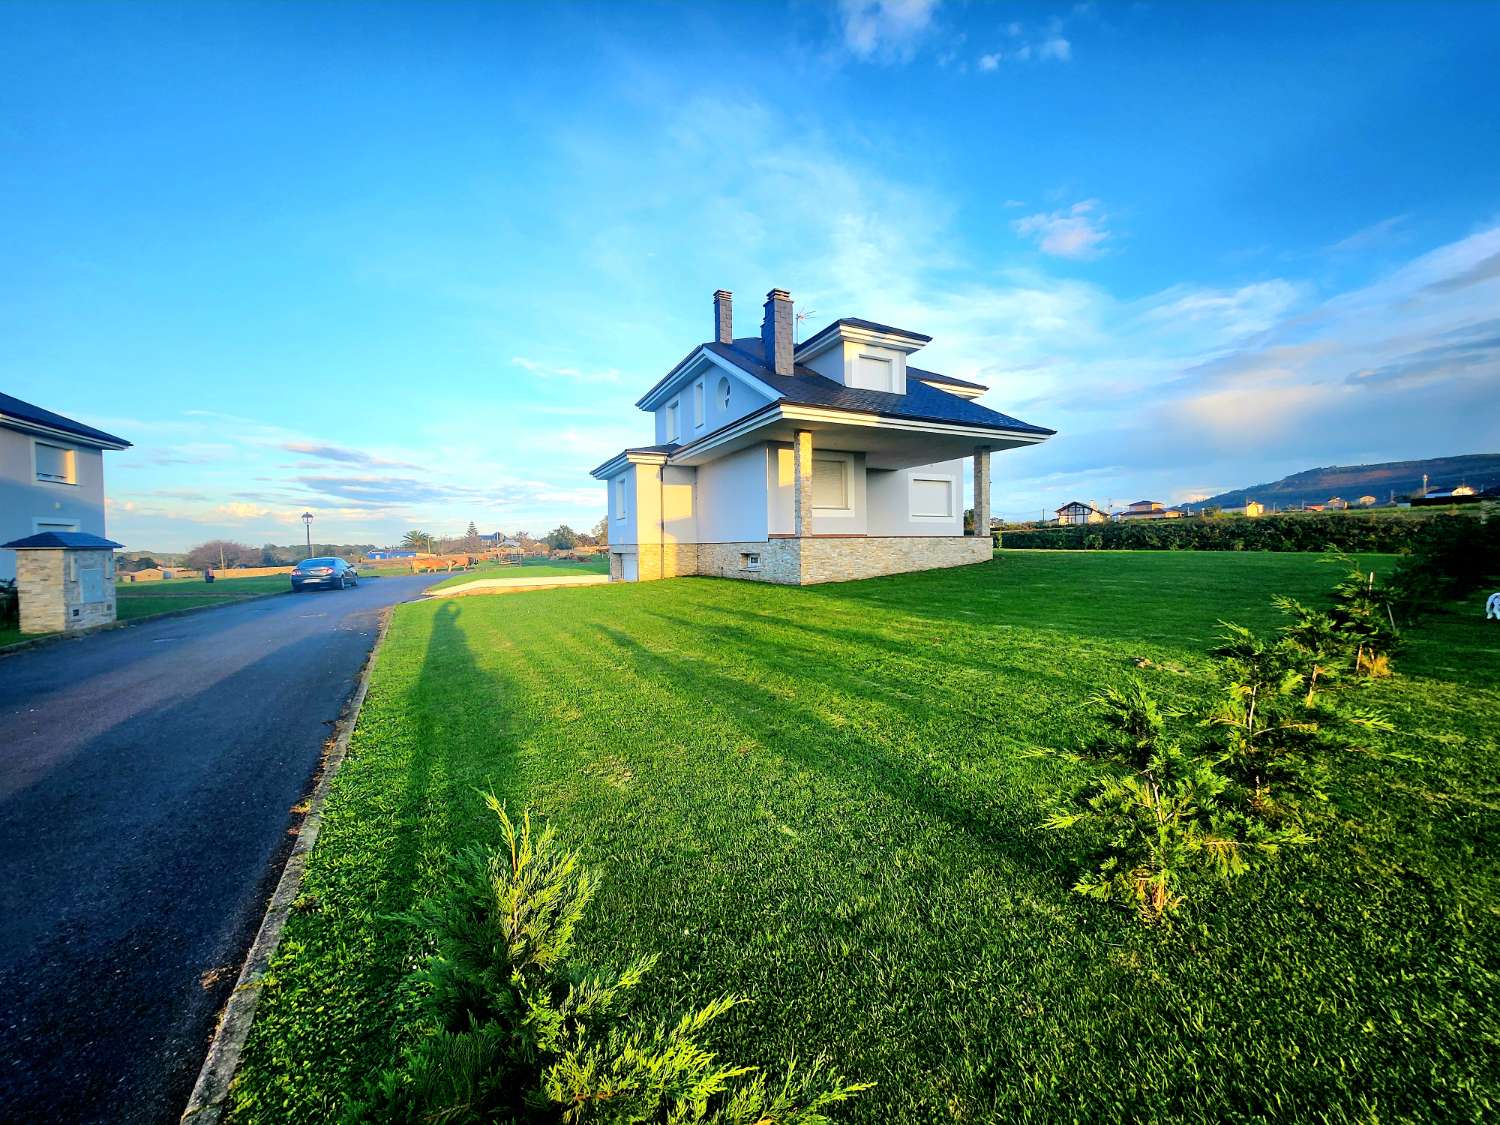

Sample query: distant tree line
[998,510,1488,554]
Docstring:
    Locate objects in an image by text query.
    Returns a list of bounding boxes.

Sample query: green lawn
[116,574,294,597]
[229,551,1500,1123]
[425,555,610,590]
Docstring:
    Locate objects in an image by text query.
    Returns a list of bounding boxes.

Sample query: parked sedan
[290,557,359,591]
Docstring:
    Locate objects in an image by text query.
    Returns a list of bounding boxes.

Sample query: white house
[0,392,131,581]
[590,289,1053,585]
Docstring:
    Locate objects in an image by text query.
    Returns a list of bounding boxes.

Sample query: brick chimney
[714,289,733,344]
[761,288,793,376]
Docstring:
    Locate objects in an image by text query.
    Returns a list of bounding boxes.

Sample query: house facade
[591,289,1053,585]
[1116,499,1183,521]
[1055,500,1108,525]
[0,393,130,581]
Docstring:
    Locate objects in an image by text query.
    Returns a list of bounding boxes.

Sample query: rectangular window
[666,400,680,441]
[740,552,761,571]
[694,381,705,427]
[34,518,81,533]
[613,478,626,520]
[812,458,849,510]
[855,354,894,392]
[910,477,954,518]
[35,442,77,484]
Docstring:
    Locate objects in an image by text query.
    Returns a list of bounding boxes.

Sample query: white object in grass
[1487,592,1500,620]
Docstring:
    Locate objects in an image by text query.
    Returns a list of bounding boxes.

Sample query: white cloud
[978,52,1000,71]
[510,356,622,383]
[1038,36,1071,61]
[1013,200,1110,259]
[838,0,940,63]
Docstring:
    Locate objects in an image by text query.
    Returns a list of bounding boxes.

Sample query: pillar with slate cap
[1,530,123,633]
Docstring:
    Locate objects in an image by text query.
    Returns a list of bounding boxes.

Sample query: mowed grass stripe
[229,551,1500,1124]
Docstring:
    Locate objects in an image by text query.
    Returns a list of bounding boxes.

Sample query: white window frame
[693,380,705,429]
[740,551,761,571]
[666,399,680,441]
[613,477,627,521]
[812,455,852,513]
[717,376,732,410]
[33,439,79,486]
[909,474,957,520]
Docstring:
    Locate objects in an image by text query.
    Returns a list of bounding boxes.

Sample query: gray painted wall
[0,427,108,581]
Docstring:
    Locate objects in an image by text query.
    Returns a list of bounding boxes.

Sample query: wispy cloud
[280,441,420,469]
[1329,214,1408,253]
[838,0,941,63]
[1013,200,1110,259]
[510,356,622,383]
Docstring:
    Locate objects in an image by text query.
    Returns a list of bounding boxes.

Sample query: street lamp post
[301,511,314,559]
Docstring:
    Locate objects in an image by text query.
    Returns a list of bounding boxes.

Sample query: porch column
[972,447,991,536]
[793,429,814,537]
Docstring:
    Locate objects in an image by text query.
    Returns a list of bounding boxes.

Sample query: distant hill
[1183,454,1500,512]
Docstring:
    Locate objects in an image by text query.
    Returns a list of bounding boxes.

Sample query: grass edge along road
[228,551,1499,1124]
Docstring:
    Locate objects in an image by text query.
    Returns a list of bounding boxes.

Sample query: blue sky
[3,0,1498,549]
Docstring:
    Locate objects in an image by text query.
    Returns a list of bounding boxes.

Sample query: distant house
[1357,495,1378,507]
[1054,500,1108,525]
[1,393,131,581]
[1116,500,1183,521]
[1326,497,1349,510]
[1411,486,1485,507]
[367,549,418,560]
[1223,500,1265,518]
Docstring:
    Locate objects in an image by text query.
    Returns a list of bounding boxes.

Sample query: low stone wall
[629,536,991,586]
[799,535,990,584]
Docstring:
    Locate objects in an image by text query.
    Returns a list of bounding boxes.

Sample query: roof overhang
[0,413,131,451]
[668,402,1050,472]
[589,447,672,480]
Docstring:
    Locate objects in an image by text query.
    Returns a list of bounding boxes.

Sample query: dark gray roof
[798,317,933,346]
[706,338,1053,436]
[625,443,679,455]
[0,392,130,448]
[1,531,124,551]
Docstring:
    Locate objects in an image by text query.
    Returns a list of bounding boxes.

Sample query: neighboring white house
[0,392,131,581]
[1116,499,1184,521]
[590,288,1053,585]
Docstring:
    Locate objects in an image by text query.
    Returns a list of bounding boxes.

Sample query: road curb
[0,591,286,659]
[179,603,395,1124]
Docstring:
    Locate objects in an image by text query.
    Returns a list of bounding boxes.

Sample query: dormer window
[717,377,731,410]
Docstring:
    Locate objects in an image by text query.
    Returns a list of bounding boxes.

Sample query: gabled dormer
[793,317,932,395]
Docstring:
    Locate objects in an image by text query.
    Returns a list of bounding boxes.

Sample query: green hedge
[997,510,1485,553]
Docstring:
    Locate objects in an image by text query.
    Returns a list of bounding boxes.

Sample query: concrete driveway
[0,574,432,1124]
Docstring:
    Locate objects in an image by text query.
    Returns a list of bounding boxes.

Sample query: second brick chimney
[714,289,733,344]
[761,288,793,376]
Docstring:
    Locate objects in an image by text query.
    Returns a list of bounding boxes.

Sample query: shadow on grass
[591,621,1074,881]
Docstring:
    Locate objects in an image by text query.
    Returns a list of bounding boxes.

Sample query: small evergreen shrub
[1045,565,1395,924]
[347,793,869,1124]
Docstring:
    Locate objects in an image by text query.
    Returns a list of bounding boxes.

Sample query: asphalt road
[0,574,433,1124]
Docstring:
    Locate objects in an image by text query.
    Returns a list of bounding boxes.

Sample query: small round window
[717,377,731,409]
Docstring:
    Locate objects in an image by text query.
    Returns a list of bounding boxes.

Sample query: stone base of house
[611,536,991,586]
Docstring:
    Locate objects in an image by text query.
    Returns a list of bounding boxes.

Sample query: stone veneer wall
[16,548,118,633]
[799,535,990,584]
[681,536,991,586]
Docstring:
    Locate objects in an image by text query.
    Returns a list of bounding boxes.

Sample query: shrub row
[996,510,1486,553]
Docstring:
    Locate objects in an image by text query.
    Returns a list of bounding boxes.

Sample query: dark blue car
[290,557,359,591]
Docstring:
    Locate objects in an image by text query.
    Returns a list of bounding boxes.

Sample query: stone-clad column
[972,447,991,536]
[793,430,814,537]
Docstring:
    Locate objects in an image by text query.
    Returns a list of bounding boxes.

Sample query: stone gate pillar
[1,532,123,634]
